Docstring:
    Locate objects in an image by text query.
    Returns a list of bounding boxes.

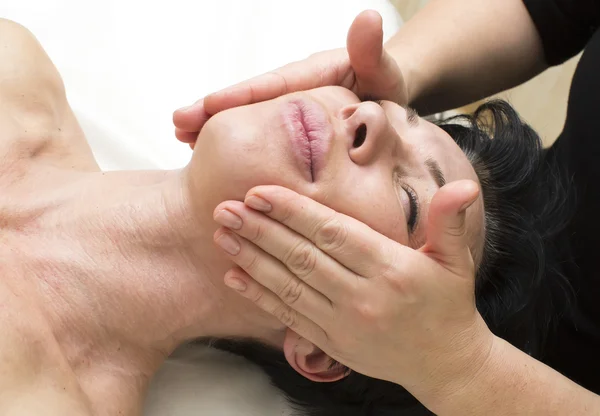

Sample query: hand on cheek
[212,183,494,397]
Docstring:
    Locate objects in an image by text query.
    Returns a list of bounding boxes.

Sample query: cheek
[187,111,310,217]
[192,117,259,195]
[319,174,408,244]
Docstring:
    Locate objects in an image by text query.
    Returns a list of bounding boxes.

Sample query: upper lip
[284,98,331,182]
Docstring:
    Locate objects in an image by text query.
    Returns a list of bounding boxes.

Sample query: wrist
[428,333,503,415]
[419,334,600,416]
[404,315,497,413]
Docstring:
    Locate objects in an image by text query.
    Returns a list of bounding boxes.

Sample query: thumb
[422,180,480,274]
[347,10,385,78]
[346,10,406,105]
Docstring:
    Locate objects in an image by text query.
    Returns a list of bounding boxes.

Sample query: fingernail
[245,195,272,212]
[215,233,241,255]
[224,276,247,292]
[214,209,243,230]
[177,105,191,112]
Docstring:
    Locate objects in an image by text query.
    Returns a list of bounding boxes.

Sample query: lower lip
[283,99,330,182]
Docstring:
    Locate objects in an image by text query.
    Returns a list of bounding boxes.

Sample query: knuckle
[250,222,266,243]
[384,269,421,306]
[355,301,382,323]
[274,305,298,329]
[249,288,264,305]
[244,252,261,274]
[284,241,317,278]
[266,71,289,96]
[278,202,295,225]
[378,248,401,281]
[379,244,420,287]
[380,258,417,297]
[314,216,348,251]
[278,279,304,306]
[386,274,413,295]
[316,65,327,85]
[445,223,465,238]
[248,84,259,103]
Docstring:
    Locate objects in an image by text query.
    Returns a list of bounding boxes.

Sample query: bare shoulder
[0,18,98,172]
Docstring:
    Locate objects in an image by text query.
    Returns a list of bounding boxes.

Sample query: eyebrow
[425,157,446,188]
[406,107,419,127]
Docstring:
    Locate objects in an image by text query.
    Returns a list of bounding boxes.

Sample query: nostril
[353,124,367,148]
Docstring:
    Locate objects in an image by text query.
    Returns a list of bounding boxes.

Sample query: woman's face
[189,86,484,254]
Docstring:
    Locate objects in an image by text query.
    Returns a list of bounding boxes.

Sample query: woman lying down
[0,18,570,416]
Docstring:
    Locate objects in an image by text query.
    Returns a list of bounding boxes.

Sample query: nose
[339,101,394,165]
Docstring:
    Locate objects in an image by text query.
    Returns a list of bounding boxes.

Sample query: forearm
[386,0,547,114]
[422,337,600,416]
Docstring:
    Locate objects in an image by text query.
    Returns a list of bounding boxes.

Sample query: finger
[347,10,407,105]
[203,50,350,115]
[172,98,211,133]
[213,227,335,323]
[347,10,384,77]
[243,186,406,278]
[214,201,358,297]
[175,128,199,143]
[223,267,329,345]
[421,180,480,274]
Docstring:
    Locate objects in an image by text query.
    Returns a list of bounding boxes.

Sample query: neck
[11,166,281,414]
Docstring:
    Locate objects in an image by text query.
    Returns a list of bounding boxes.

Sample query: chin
[189,128,307,214]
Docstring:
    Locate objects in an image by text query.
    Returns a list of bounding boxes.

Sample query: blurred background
[392,0,580,147]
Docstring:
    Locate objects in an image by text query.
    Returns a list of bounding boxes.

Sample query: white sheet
[0,1,403,414]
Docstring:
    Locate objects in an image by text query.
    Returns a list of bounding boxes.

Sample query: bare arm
[417,337,600,416]
[386,0,547,113]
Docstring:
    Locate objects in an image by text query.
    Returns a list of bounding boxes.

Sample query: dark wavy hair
[200,100,575,415]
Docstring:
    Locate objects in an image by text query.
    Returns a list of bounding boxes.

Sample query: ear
[283,329,348,383]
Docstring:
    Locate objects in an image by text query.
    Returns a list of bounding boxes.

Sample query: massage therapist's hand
[173,10,406,147]
[212,182,495,397]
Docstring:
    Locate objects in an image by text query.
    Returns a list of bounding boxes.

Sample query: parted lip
[282,98,332,182]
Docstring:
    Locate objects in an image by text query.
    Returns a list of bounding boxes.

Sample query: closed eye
[366,99,422,236]
[394,170,420,235]
[403,184,419,233]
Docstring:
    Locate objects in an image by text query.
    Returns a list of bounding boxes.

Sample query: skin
[173,10,407,146]
[171,4,600,416]
[193,85,485,383]
[213,184,600,415]
[1,18,484,414]
[174,3,544,138]
[0,18,287,415]
[189,86,484,254]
